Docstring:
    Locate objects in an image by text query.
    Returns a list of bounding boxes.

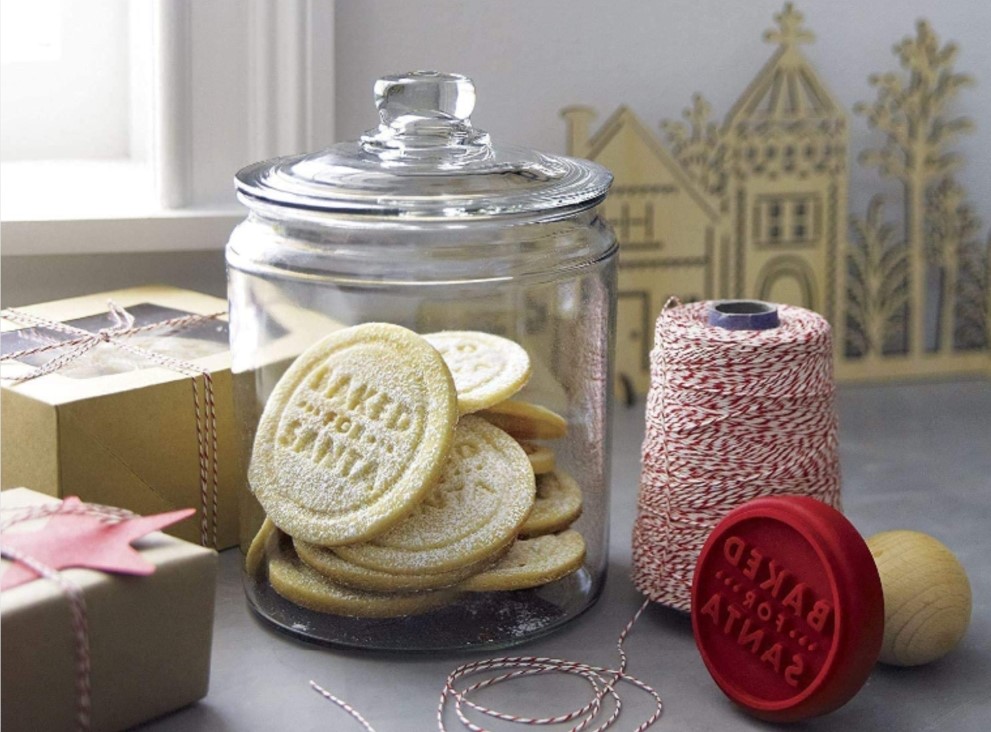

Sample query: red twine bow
[1,302,225,548]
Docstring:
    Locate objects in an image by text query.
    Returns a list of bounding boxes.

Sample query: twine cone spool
[633,300,841,611]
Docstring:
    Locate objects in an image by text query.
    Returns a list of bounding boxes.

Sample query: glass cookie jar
[227,71,616,651]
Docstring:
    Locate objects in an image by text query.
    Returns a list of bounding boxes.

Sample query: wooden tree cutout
[954,231,990,351]
[854,20,975,357]
[846,196,907,358]
[925,177,981,352]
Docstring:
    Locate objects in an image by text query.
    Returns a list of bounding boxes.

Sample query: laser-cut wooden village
[563,3,990,397]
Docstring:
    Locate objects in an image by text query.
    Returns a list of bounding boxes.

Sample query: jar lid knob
[360,71,492,164]
[375,71,476,124]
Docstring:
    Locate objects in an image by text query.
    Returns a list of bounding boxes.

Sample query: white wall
[336,0,991,236]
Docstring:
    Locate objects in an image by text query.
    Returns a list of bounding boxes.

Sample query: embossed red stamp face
[691,496,883,722]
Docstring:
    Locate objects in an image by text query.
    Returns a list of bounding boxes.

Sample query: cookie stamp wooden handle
[867,530,972,667]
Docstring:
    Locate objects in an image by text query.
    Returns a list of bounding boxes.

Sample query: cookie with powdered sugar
[245,517,276,575]
[478,400,568,440]
[424,331,531,415]
[520,470,583,538]
[518,440,555,475]
[264,527,459,618]
[249,323,458,546]
[334,416,536,575]
[461,530,586,592]
[293,537,503,592]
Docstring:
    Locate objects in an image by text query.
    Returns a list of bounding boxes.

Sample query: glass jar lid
[235,71,612,220]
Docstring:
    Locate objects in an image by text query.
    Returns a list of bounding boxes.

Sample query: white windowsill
[1,159,244,256]
[2,160,159,221]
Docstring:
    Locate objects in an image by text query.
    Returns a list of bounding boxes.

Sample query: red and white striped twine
[633,299,841,612]
[312,600,663,732]
[310,681,379,732]
[0,500,139,732]
[1,303,224,548]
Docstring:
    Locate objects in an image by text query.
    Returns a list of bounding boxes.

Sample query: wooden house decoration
[564,3,989,394]
[563,105,722,397]
[564,3,846,397]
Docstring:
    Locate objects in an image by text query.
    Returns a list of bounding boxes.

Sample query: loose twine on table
[311,599,662,732]
[0,500,138,732]
[632,298,841,612]
[0,303,225,548]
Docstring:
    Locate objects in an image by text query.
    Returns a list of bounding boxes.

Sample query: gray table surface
[142,380,990,731]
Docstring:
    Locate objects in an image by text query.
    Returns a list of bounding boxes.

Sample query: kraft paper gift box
[0,487,217,732]
[1,286,241,549]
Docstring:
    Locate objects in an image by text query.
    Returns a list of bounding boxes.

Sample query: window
[1,1,335,255]
[793,201,808,240]
[616,200,656,245]
[767,202,782,242]
[1,0,133,162]
[1,0,153,222]
[609,193,662,251]
[755,195,819,246]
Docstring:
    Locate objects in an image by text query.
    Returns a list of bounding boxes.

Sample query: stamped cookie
[249,323,458,546]
[520,470,583,538]
[519,441,555,475]
[478,400,568,440]
[265,527,459,617]
[334,416,536,575]
[245,518,276,575]
[461,530,586,592]
[424,331,531,415]
[293,538,495,592]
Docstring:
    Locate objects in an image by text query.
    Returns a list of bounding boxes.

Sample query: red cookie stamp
[691,496,883,722]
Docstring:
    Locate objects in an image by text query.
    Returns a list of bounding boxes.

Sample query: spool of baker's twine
[632,299,841,612]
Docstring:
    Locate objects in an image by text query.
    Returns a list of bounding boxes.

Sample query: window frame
[754,193,820,247]
[1,0,336,256]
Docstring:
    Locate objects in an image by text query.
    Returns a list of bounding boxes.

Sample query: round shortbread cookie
[265,527,459,618]
[245,517,276,575]
[334,416,536,575]
[293,538,495,592]
[461,530,587,592]
[478,400,568,440]
[520,470,583,538]
[519,441,555,475]
[249,323,458,546]
[423,331,531,415]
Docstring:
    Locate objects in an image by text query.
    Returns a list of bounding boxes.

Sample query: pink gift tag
[1,497,194,590]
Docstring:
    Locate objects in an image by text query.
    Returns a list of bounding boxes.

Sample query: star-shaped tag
[0,497,195,591]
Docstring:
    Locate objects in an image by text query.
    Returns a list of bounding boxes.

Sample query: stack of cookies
[246,323,586,618]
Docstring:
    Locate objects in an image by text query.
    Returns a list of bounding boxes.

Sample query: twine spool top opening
[707,300,780,331]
